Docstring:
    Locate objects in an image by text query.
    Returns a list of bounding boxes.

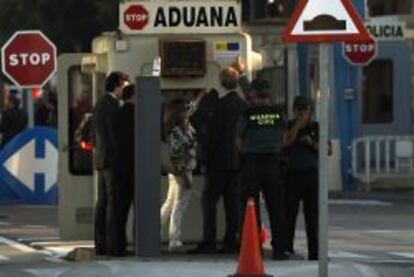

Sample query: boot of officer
[236,79,289,260]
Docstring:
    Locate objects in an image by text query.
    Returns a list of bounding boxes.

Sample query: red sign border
[342,39,378,67]
[282,0,371,43]
[1,30,57,88]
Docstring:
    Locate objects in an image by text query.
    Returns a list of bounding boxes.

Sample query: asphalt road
[0,191,413,276]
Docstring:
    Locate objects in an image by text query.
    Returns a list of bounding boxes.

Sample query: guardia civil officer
[236,79,289,260]
[283,96,319,260]
[92,71,130,256]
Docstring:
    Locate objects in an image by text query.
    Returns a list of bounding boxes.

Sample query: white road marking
[19,237,60,243]
[44,256,66,263]
[96,261,129,275]
[352,264,379,277]
[24,268,68,277]
[0,255,10,261]
[329,199,393,206]
[366,260,414,264]
[266,264,317,277]
[390,252,414,259]
[0,237,37,253]
[328,250,372,259]
[364,230,397,234]
[43,246,75,257]
[0,221,11,226]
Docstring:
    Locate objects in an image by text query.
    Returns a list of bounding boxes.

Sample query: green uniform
[238,105,286,154]
[237,104,288,259]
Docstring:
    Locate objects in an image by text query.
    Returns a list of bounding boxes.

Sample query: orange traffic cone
[228,198,273,277]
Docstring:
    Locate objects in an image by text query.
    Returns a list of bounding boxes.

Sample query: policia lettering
[249,113,282,126]
[154,6,238,27]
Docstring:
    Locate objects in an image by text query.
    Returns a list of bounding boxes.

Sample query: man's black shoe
[187,243,216,254]
[217,244,238,254]
[95,250,107,256]
[272,252,289,260]
[111,251,127,257]
[288,252,305,260]
[124,250,135,256]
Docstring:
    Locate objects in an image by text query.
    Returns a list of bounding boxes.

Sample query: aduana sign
[120,0,241,34]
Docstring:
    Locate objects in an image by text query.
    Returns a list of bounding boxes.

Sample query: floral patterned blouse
[168,124,197,172]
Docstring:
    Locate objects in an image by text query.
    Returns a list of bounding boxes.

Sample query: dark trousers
[240,154,287,254]
[286,169,318,258]
[201,170,240,246]
[94,168,124,255]
[119,167,134,251]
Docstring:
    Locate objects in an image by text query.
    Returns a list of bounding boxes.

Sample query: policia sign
[119,0,241,34]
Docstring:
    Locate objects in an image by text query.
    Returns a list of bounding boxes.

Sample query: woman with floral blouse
[160,99,197,251]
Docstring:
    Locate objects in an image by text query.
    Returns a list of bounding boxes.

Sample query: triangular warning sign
[282,0,371,43]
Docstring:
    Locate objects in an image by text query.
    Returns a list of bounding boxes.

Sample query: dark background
[0,0,120,53]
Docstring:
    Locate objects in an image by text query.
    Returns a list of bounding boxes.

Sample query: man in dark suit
[190,67,247,253]
[190,89,219,167]
[115,84,135,253]
[92,71,130,256]
[0,95,28,148]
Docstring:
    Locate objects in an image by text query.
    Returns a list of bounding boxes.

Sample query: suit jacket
[115,103,135,174]
[92,93,120,170]
[190,90,219,162]
[205,91,247,170]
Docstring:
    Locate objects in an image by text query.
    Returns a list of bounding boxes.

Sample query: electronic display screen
[160,40,206,77]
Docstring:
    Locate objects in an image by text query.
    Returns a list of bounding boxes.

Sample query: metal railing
[351,135,414,186]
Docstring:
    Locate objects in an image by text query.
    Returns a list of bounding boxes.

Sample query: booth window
[160,40,206,77]
[68,66,93,175]
[362,59,393,124]
[368,0,411,16]
[242,0,292,21]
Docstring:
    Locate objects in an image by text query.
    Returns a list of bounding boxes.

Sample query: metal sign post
[135,76,161,256]
[26,89,34,128]
[318,43,330,277]
[282,1,370,277]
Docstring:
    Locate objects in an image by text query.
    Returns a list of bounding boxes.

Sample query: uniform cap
[293,96,310,109]
[251,79,270,99]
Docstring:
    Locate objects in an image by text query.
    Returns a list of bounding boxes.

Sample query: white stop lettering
[346,44,375,53]
[9,52,51,66]
[126,14,147,22]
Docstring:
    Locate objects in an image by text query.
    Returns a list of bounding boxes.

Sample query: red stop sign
[124,5,149,31]
[343,38,377,66]
[1,31,57,88]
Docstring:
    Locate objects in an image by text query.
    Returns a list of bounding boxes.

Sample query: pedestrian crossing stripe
[328,199,393,206]
[44,256,65,263]
[329,250,372,259]
[390,252,414,259]
[0,255,10,261]
[24,268,68,277]
[0,237,36,253]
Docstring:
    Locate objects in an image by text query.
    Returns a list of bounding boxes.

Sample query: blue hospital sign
[0,127,58,204]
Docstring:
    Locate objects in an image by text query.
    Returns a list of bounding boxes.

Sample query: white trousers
[160,173,191,241]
